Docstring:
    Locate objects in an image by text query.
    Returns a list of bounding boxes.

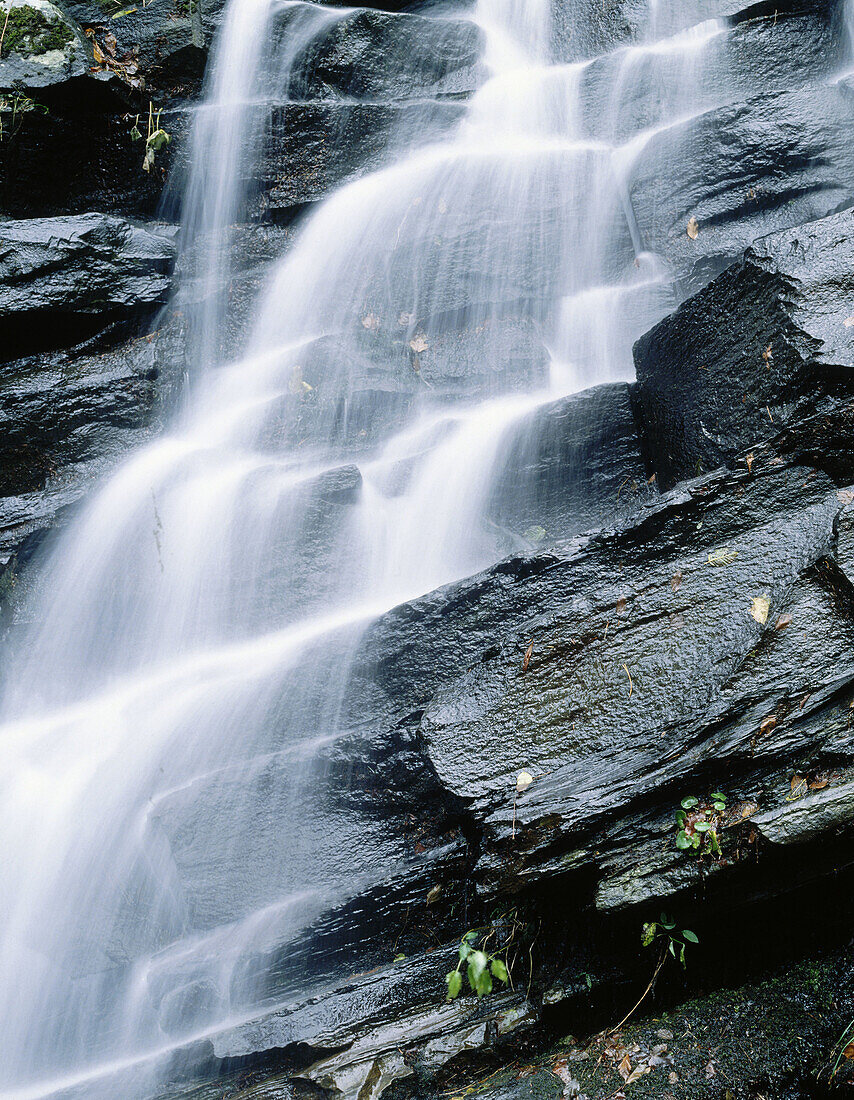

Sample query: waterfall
[0,0,755,1096]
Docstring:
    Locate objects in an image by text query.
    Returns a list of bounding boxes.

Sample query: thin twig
[605,947,667,1038]
[0,6,11,57]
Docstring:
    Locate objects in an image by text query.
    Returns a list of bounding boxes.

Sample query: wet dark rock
[0,94,184,219]
[487,383,655,545]
[628,81,854,295]
[354,459,853,913]
[633,208,854,489]
[256,100,466,220]
[405,949,854,1100]
[578,0,847,144]
[0,315,182,568]
[0,0,87,91]
[287,8,485,102]
[62,0,214,98]
[0,213,175,360]
[267,316,552,452]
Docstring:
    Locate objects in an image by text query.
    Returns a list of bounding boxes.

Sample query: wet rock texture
[3,0,854,1096]
[147,206,854,1096]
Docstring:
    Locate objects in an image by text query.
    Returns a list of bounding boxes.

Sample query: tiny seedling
[607,915,698,1037]
[446,930,510,1000]
[142,101,170,172]
[641,913,699,970]
[675,792,726,856]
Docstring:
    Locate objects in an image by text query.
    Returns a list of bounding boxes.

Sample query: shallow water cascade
[0,0,844,1097]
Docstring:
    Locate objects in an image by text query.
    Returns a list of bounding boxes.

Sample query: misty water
[0,0,844,1097]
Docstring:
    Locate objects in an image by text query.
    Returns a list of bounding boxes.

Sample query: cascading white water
[0,1,764,1097]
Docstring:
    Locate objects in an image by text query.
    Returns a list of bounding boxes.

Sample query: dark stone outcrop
[255,100,466,221]
[628,81,854,295]
[356,459,852,904]
[633,208,854,489]
[0,315,182,569]
[0,213,175,360]
[577,0,847,143]
[286,8,485,102]
[0,0,87,91]
[487,383,655,544]
[4,0,854,1095]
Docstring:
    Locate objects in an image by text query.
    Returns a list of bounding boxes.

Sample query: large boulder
[487,383,655,544]
[0,318,182,579]
[0,213,175,360]
[355,459,854,908]
[255,100,467,220]
[633,208,854,489]
[627,82,854,294]
[576,0,846,144]
[0,0,87,91]
[286,8,485,102]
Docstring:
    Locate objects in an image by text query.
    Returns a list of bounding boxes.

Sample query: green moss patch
[1,5,74,56]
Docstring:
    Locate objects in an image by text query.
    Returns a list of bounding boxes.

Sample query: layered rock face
[3,0,854,1098]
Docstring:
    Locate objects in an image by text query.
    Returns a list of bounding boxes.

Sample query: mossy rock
[0,0,86,91]
[2,2,73,53]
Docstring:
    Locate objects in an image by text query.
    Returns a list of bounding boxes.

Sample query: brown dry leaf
[92,40,106,63]
[656,1029,674,1041]
[746,451,755,473]
[626,1065,651,1085]
[705,1061,716,1079]
[425,884,442,905]
[762,344,773,368]
[618,1054,632,1082]
[687,216,699,240]
[809,777,829,790]
[759,714,777,736]
[668,1072,679,1084]
[103,30,117,54]
[842,1042,854,1059]
[750,596,771,624]
[670,571,683,592]
[741,800,759,819]
[775,613,792,631]
[516,769,534,793]
[522,640,534,673]
[361,313,380,331]
[409,332,429,354]
[648,472,656,484]
[616,596,627,616]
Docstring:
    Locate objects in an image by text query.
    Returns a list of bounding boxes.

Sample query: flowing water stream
[0,0,794,1096]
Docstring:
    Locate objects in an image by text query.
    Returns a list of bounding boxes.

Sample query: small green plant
[607,915,699,1036]
[821,1017,854,1085]
[641,913,698,969]
[446,930,510,1001]
[675,792,726,856]
[0,93,48,141]
[142,101,170,173]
